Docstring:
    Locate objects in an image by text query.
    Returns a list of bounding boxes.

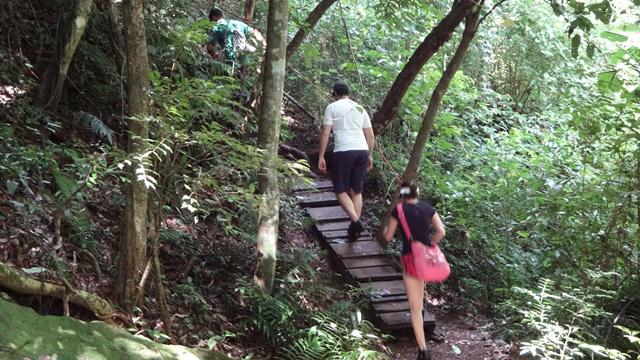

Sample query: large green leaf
[600,31,628,42]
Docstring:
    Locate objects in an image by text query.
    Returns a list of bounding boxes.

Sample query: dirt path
[386,308,516,360]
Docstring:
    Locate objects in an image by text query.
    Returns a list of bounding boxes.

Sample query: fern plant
[516,278,631,359]
[277,309,390,360]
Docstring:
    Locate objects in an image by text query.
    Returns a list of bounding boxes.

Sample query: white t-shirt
[323,98,372,153]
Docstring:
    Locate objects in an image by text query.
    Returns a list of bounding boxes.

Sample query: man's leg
[337,192,359,222]
[350,190,363,219]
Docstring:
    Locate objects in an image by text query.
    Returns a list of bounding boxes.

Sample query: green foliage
[514,278,630,360]
[236,281,389,359]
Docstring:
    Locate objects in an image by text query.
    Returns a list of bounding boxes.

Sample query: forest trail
[293,176,515,360]
[284,104,516,359]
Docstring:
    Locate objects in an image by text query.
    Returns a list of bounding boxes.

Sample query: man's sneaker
[353,219,365,233]
[347,220,365,242]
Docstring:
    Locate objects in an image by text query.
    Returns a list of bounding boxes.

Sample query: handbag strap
[396,203,413,241]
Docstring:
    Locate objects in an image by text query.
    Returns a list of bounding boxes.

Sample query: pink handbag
[397,203,450,283]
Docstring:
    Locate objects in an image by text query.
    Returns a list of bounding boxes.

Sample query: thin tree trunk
[244,0,257,23]
[116,0,150,312]
[372,0,477,135]
[404,6,481,180]
[97,0,126,73]
[286,0,337,62]
[254,0,288,294]
[377,6,483,243]
[37,0,94,109]
[251,0,335,110]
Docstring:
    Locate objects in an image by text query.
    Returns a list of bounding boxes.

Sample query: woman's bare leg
[403,272,427,350]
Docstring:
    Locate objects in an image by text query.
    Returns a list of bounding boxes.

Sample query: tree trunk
[377,6,482,243]
[286,0,338,62]
[254,0,288,294]
[251,0,335,110]
[116,0,151,312]
[404,6,482,180]
[37,0,94,109]
[244,0,257,23]
[372,0,477,135]
[97,0,125,73]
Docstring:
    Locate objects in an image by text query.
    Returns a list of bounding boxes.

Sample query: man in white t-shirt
[318,81,375,240]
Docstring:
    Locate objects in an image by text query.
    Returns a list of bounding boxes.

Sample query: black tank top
[391,201,436,255]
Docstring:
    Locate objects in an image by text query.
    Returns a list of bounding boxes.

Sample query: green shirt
[208,19,251,63]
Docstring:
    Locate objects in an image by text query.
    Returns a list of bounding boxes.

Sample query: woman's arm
[383,217,398,243]
[431,213,445,244]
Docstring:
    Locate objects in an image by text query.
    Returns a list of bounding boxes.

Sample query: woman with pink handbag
[383,181,447,360]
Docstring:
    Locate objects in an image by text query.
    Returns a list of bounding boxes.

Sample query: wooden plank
[297,191,338,207]
[372,301,410,313]
[370,294,408,304]
[325,236,374,244]
[329,241,383,259]
[294,178,334,192]
[348,266,402,282]
[342,256,395,269]
[316,221,351,232]
[321,229,371,239]
[360,280,406,297]
[378,311,411,328]
[307,206,349,222]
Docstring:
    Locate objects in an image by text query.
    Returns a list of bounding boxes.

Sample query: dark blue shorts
[331,150,368,194]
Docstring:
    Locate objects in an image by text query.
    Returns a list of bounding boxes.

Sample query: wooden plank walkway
[295,178,436,333]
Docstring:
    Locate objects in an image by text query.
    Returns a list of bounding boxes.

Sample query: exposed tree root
[0,262,113,319]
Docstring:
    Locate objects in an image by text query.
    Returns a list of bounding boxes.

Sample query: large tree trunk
[244,0,257,23]
[37,0,94,109]
[372,0,477,135]
[254,0,288,294]
[377,6,482,243]
[116,0,151,312]
[286,0,338,62]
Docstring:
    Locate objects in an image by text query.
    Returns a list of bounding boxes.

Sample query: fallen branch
[77,249,102,282]
[283,91,316,121]
[133,257,153,308]
[0,262,113,319]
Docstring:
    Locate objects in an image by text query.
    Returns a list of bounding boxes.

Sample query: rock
[0,299,229,360]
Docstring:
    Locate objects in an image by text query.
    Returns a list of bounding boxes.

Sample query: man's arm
[249,27,266,48]
[318,125,332,174]
[363,127,375,171]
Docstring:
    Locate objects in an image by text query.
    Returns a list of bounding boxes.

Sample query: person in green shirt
[206,8,264,68]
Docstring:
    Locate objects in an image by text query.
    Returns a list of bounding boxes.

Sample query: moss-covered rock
[0,298,231,360]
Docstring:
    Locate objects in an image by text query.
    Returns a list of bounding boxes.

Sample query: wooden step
[360,280,407,297]
[342,256,396,269]
[297,191,338,207]
[321,229,372,239]
[329,241,383,259]
[316,221,351,232]
[377,310,436,330]
[348,266,402,282]
[325,236,374,244]
[307,206,350,222]
[372,300,409,313]
[295,179,333,192]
